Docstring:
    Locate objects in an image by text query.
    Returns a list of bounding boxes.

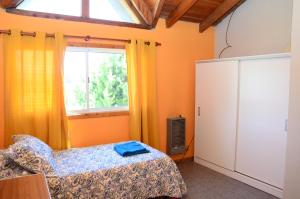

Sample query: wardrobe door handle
[285,119,288,132]
[197,107,200,116]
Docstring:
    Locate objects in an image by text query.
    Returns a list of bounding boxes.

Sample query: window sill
[68,110,129,120]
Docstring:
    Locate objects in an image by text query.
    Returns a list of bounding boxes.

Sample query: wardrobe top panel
[196,53,290,64]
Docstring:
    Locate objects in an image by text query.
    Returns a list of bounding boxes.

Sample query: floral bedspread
[47,142,187,199]
[0,150,32,179]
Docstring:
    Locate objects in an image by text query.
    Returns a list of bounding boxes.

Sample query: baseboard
[194,156,283,198]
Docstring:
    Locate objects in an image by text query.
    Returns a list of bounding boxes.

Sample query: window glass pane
[64,50,87,111]
[88,50,128,109]
[89,0,140,24]
[64,47,128,113]
[17,0,82,16]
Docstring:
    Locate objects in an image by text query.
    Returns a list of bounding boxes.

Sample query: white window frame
[64,46,129,116]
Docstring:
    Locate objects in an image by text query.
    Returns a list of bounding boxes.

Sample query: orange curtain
[3,30,70,149]
[126,40,160,149]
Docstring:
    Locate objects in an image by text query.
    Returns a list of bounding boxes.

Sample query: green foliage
[74,53,128,109]
[74,86,86,108]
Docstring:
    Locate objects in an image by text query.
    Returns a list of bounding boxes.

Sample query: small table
[0,173,51,199]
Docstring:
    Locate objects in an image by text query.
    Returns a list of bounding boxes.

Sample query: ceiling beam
[199,0,245,32]
[152,0,165,27]
[126,0,154,25]
[0,0,23,8]
[166,0,199,28]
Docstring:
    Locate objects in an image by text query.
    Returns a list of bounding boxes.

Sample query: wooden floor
[177,160,279,199]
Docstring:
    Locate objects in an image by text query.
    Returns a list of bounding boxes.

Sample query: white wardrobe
[194,54,290,198]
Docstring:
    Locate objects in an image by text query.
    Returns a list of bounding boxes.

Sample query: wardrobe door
[195,61,238,171]
[236,57,290,189]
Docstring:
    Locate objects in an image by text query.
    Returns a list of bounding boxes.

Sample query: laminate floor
[177,160,279,199]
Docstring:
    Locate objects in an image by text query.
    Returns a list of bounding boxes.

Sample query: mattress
[46,142,187,199]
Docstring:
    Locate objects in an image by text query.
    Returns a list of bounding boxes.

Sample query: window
[89,0,139,23]
[64,47,128,115]
[16,0,140,24]
[17,0,82,16]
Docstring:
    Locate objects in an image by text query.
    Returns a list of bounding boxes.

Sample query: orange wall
[0,9,214,158]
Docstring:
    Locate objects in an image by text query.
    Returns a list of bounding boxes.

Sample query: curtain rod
[0,30,162,46]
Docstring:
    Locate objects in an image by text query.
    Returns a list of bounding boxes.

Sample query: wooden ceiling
[0,0,246,32]
[140,0,246,31]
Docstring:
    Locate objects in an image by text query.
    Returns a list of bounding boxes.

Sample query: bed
[0,135,187,199]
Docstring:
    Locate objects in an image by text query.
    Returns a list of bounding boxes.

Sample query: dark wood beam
[166,0,199,28]
[126,0,154,25]
[199,0,246,32]
[152,0,165,28]
[0,0,23,8]
[82,0,89,18]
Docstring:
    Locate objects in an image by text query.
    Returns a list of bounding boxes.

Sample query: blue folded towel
[114,141,150,157]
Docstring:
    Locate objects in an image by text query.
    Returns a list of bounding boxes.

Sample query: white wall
[215,0,293,58]
[284,0,300,198]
